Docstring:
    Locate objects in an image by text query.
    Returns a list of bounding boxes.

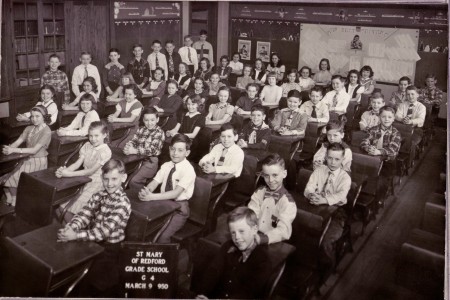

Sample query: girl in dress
[143,67,167,106]
[345,69,365,103]
[16,85,59,125]
[236,65,255,89]
[173,62,192,96]
[107,72,137,102]
[208,73,226,96]
[193,58,212,82]
[252,59,267,85]
[63,76,98,110]
[298,66,315,92]
[359,65,376,95]
[228,52,244,87]
[266,52,285,85]
[2,105,52,206]
[56,121,112,222]
[313,58,332,87]
[183,77,209,114]
[281,69,302,97]
[213,55,232,86]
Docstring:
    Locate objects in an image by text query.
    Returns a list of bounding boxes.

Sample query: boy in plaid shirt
[237,105,271,150]
[41,54,70,105]
[57,159,131,297]
[124,107,165,189]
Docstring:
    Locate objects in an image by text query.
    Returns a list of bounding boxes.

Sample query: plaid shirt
[128,126,165,157]
[360,125,402,161]
[419,87,443,107]
[127,58,150,85]
[41,69,70,104]
[68,187,131,243]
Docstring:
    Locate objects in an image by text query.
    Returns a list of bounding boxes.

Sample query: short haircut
[232,52,241,60]
[220,55,229,62]
[360,65,374,77]
[218,86,230,97]
[102,158,126,174]
[425,73,436,80]
[142,106,159,117]
[48,53,60,61]
[166,79,179,89]
[246,82,260,92]
[379,106,395,115]
[187,94,203,105]
[153,67,165,80]
[319,58,330,71]
[170,133,192,150]
[326,119,344,133]
[227,206,258,227]
[287,89,302,99]
[179,62,191,77]
[331,74,345,82]
[299,66,312,75]
[310,86,323,95]
[80,51,92,58]
[254,59,266,71]
[132,43,143,51]
[267,71,277,79]
[83,76,98,93]
[183,35,192,41]
[406,85,419,93]
[261,153,285,169]
[327,142,345,156]
[152,40,162,46]
[399,76,412,84]
[89,121,109,143]
[40,84,56,97]
[251,105,266,114]
[347,69,360,81]
[371,92,385,101]
[165,40,175,45]
[199,57,211,69]
[199,29,208,35]
[220,123,237,135]
[30,105,51,124]
[109,48,120,55]
[78,93,96,111]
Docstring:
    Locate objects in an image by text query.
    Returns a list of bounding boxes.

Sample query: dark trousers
[128,158,159,190]
[157,200,190,243]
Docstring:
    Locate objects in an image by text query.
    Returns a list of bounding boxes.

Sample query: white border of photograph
[238,40,251,60]
[256,41,271,62]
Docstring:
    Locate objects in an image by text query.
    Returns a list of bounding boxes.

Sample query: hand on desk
[2,145,14,155]
[367,146,382,156]
[138,186,155,201]
[123,143,137,155]
[200,161,216,174]
[237,139,248,148]
[55,166,70,178]
[308,193,328,206]
[402,116,412,125]
[107,115,117,122]
[57,226,77,242]
[16,114,29,122]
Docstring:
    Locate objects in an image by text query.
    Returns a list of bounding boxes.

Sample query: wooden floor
[324,128,446,300]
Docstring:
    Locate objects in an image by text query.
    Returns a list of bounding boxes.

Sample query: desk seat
[48,133,88,167]
[110,147,146,187]
[0,152,31,178]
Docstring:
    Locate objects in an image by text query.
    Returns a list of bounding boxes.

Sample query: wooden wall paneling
[89,1,109,68]
[1,0,14,106]
[64,1,74,77]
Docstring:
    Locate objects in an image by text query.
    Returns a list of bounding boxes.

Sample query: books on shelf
[14,21,26,36]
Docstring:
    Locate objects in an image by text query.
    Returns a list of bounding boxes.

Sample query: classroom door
[190,2,218,65]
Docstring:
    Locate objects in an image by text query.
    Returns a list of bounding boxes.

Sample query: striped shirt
[361,124,402,161]
[68,187,131,243]
[127,126,165,157]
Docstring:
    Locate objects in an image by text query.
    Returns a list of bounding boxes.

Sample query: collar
[217,102,228,109]
[251,121,269,130]
[185,111,201,117]
[379,124,393,133]
[371,110,379,116]
[326,167,341,176]
[100,187,125,198]
[106,62,122,68]
[227,239,258,263]
[169,158,187,167]
[92,143,108,150]
[48,69,60,73]
[408,102,416,107]
[32,123,46,131]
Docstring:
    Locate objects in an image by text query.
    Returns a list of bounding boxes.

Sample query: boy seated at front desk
[322,75,350,116]
[299,86,330,123]
[237,105,271,150]
[195,207,273,300]
[271,90,308,136]
[57,159,131,297]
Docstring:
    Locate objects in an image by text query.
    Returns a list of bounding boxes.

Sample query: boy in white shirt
[71,52,102,97]
[322,75,350,115]
[147,40,168,78]
[178,35,198,75]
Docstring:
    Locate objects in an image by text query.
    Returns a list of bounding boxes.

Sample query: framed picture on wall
[238,40,251,60]
[256,41,271,62]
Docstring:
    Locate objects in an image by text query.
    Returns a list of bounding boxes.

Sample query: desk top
[111,147,147,164]
[205,124,221,132]
[126,188,180,221]
[25,168,91,192]
[51,132,88,145]
[271,133,305,143]
[0,152,31,164]
[5,117,31,128]
[60,110,79,116]
[13,223,104,276]
[194,168,235,187]
[109,122,135,130]
[262,104,279,110]
[295,195,338,232]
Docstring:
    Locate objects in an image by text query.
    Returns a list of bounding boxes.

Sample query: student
[152,80,183,130]
[195,207,273,299]
[359,92,385,131]
[322,75,350,114]
[41,53,70,105]
[183,77,209,114]
[237,105,271,150]
[236,65,255,90]
[192,29,215,67]
[419,73,443,113]
[142,67,167,104]
[124,107,165,190]
[299,86,329,123]
[63,76,98,111]
[389,76,411,109]
[235,83,262,116]
[228,52,244,86]
[305,143,351,280]
[193,58,212,82]
[106,72,141,103]
[178,35,198,75]
[16,84,59,125]
[71,51,102,97]
[167,95,205,140]
[266,52,285,84]
[208,73,226,96]
[313,58,332,87]
[147,40,168,78]
[57,94,100,137]
[252,59,267,85]
[359,65,376,95]
[298,66,315,92]
[173,62,192,95]
[164,40,182,79]
[313,120,352,173]
[281,69,302,97]
[205,86,234,126]
[271,90,308,136]
[260,72,282,106]
[126,44,151,88]
[138,134,196,243]
[199,123,245,177]
[57,159,130,298]
[103,48,125,97]
[56,121,112,221]
[2,106,52,206]
[345,69,365,103]
[248,154,296,244]
[395,86,426,132]
[213,55,232,86]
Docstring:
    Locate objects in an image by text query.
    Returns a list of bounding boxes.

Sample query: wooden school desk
[58,110,79,127]
[108,122,135,144]
[0,152,31,177]
[0,223,104,297]
[48,132,88,167]
[110,147,146,181]
[97,99,118,118]
[125,188,181,242]
[2,117,30,144]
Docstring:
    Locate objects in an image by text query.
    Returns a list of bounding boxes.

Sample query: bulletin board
[298,24,420,84]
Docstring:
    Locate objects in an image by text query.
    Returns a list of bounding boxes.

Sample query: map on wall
[298,24,420,83]
[113,1,180,20]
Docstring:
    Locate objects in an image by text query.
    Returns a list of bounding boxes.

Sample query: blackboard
[120,242,179,298]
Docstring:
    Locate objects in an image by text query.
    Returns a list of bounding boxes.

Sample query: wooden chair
[393,122,414,181]
[344,101,360,134]
[229,87,245,106]
[296,136,320,170]
[421,201,445,236]
[350,130,368,149]
[190,127,213,163]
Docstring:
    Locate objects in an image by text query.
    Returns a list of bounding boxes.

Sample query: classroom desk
[294,195,338,234]
[98,100,118,118]
[305,121,328,137]
[2,117,31,144]
[244,148,271,162]
[1,223,104,297]
[110,147,146,177]
[108,122,135,143]
[48,132,88,167]
[58,110,79,127]
[125,188,181,242]
[0,152,31,177]
[205,123,222,132]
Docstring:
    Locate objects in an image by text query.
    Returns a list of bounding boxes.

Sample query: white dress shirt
[61,110,100,136]
[299,100,330,123]
[199,143,244,177]
[147,52,168,79]
[395,101,426,127]
[71,63,102,97]
[178,46,198,72]
[153,158,196,201]
[322,89,350,113]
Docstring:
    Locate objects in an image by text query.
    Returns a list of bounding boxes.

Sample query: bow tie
[217,104,228,109]
[252,124,262,131]
[371,111,379,116]
[265,190,280,200]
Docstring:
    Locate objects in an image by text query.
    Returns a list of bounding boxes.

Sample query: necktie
[407,104,414,116]
[221,68,225,76]
[155,54,159,68]
[323,171,333,196]
[332,92,338,108]
[168,54,174,73]
[200,44,204,59]
[84,66,88,79]
[165,165,176,191]
[376,130,386,150]
[285,110,294,128]
[249,130,257,144]
[311,105,317,118]
[217,147,228,166]
[81,114,86,127]
[371,110,379,116]
[187,48,192,63]
[401,92,405,101]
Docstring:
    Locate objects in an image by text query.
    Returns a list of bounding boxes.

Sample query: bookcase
[12,0,66,89]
